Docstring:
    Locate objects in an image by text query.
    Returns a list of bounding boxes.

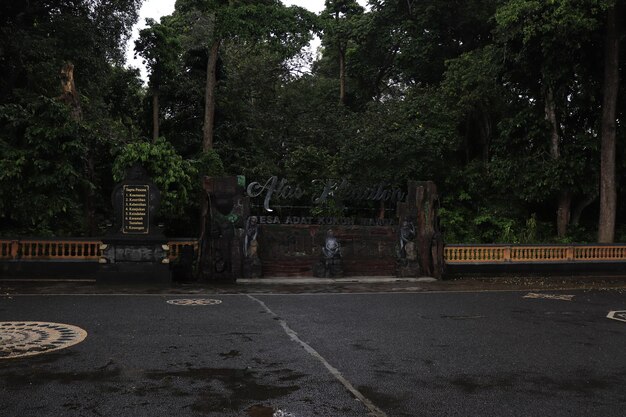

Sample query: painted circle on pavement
[0,322,87,359]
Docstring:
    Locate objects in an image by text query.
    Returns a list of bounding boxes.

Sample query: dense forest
[1,0,626,243]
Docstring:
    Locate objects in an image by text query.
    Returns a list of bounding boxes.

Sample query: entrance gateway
[199,176,444,281]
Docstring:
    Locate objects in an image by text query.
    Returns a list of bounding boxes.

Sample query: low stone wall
[257,224,397,276]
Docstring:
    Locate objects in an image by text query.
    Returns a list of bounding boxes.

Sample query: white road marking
[607,310,626,323]
[523,293,575,301]
[166,298,222,306]
[246,294,389,417]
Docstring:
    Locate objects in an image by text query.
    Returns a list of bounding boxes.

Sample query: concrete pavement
[2,274,626,295]
[2,284,626,416]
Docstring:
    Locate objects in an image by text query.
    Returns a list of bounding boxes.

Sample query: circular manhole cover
[0,322,87,359]
[166,299,222,306]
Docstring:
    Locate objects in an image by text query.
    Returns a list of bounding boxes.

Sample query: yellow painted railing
[574,245,626,261]
[1,240,19,260]
[19,240,102,260]
[3,240,626,264]
[444,244,626,263]
[444,246,508,263]
[0,239,199,262]
[0,240,102,261]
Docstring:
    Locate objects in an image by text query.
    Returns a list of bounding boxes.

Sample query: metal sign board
[122,184,150,234]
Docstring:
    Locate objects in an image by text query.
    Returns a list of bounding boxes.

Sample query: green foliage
[193,149,226,178]
[0,97,86,235]
[442,46,505,117]
[0,0,143,236]
[135,17,182,89]
[310,198,345,218]
[284,145,339,186]
[112,138,196,218]
[3,0,626,243]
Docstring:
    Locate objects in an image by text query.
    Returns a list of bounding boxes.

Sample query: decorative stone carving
[313,229,343,278]
[97,164,170,284]
[243,215,262,278]
[244,216,259,258]
[322,229,341,259]
[201,176,251,281]
[399,220,416,259]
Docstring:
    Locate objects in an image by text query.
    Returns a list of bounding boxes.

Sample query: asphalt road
[1,289,626,417]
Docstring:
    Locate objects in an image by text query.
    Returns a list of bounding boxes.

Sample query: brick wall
[257,224,397,277]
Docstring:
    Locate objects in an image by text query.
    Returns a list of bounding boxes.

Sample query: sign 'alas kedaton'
[246,176,406,212]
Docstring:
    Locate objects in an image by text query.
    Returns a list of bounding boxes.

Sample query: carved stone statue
[244,216,258,258]
[396,219,419,277]
[322,229,341,259]
[399,220,415,259]
[242,215,262,278]
[314,229,343,278]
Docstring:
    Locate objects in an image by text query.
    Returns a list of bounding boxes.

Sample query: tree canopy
[2,0,626,243]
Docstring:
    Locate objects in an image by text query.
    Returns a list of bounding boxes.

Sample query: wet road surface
[1,287,626,416]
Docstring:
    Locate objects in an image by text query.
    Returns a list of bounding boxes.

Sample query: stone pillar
[396,181,444,279]
[97,164,171,284]
[200,176,249,282]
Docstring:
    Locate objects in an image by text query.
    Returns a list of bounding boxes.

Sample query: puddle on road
[2,364,303,415]
[246,405,296,417]
[146,367,302,413]
[1,366,123,386]
[219,349,241,359]
[247,405,274,417]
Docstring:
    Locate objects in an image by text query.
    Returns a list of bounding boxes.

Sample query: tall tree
[598,2,622,242]
[135,17,181,143]
[174,0,315,151]
[320,0,364,105]
[495,0,608,238]
[0,0,143,235]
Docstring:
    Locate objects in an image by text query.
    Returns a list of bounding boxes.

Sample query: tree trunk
[544,84,571,238]
[556,191,572,238]
[478,107,491,162]
[59,62,96,235]
[152,88,159,143]
[59,62,82,120]
[84,154,97,235]
[414,182,441,277]
[571,194,597,226]
[463,119,471,163]
[339,45,346,105]
[203,39,221,152]
[545,86,560,159]
[598,5,621,243]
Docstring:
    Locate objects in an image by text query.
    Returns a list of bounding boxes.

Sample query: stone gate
[199,176,444,281]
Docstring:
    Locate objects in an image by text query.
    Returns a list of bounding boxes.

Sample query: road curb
[237,277,438,284]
